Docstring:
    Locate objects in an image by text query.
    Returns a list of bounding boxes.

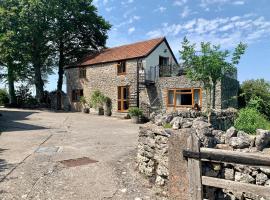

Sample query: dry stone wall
[137,111,270,200]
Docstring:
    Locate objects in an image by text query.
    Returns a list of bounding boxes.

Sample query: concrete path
[0,108,158,200]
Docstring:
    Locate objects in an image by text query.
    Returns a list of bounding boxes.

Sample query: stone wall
[65,59,138,112]
[155,75,239,112]
[137,113,270,200]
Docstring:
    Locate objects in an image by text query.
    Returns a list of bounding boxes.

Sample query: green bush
[234,108,270,134]
[163,123,172,129]
[128,107,143,117]
[89,90,105,109]
[0,89,9,105]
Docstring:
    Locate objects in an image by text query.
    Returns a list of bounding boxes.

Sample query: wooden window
[117,86,129,112]
[167,88,202,109]
[159,56,169,66]
[117,61,126,75]
[79,68,86,78]
[72,89,83,102]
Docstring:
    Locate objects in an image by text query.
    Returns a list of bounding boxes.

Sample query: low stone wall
[150,109,237,131]
[137,113,270,199]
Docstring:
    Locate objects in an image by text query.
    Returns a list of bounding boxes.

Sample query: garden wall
[137,112,270,199]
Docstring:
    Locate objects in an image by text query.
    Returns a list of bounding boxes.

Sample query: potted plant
[80,96,90,113]
[128,107,143,124]
[90,90,105,115]
[104,96,112,116]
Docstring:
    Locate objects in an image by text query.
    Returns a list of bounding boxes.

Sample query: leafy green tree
[0,0,27,104]
[240,79,270,119]
[18,0,54,103]
[180,37,246,121]
[49,0,111,109]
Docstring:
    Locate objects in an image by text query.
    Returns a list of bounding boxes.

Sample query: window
[159,56,169,66]
[79,68,86,78]
[72,89,83,102]
[117,61,126,75]
[167,88,202,109]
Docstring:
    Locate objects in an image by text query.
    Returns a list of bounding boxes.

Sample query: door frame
[117,86,129,112]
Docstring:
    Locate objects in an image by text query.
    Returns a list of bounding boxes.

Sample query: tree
[49,0,111,109]
[0,0,27,104]
[240,79,270,120]
[180,37,246,121]
[19,0,53,103]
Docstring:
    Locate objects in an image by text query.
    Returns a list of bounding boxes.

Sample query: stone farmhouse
[65,37,238,114]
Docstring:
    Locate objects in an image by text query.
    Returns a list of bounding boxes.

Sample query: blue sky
[47,0,270,91]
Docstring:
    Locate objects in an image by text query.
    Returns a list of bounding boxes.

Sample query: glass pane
[176,93,181,105]
[118,87,121,100]
[168,90,174,105]
[194,89,200,106]
[123,87,128,100]
[123,101,129,110]
[181,94,192,105]
[118,101,121,110]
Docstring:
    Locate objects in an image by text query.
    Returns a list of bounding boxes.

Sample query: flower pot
[131,116,140,124]
[104,105,112,116]
[82,108,90,114]
[98,107,104,115]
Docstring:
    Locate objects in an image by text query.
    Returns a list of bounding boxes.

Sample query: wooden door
[117,86,129,112]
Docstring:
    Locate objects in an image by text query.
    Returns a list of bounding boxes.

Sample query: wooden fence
[173,130,270,200]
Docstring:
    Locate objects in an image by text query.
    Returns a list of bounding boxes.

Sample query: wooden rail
[180,132,270,200]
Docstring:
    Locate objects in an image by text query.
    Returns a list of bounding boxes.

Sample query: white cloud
[154,6,167,13]
[146,15,270,49]
[121,0,134,6]
[105,7,114,12]
[200,0,246,7]
[181,6,191,18]
[232,1,245,5]
[115,15,141,28]
[128,27,135,34]
[173,0,188,6]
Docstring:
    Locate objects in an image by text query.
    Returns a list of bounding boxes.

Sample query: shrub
[104,96,112,116]
[240,79,270,120]
[128,107,143,117]
[80,96,87,107]
[90,90,105,109]
[0,89,9,105]
[163,123,172,129]
[234,108,270,134]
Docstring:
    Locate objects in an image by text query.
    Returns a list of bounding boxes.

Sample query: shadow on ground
[0,109,47,132]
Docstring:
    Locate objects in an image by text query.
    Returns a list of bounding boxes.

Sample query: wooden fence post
[168,128,198,200]
[187,131,203,200]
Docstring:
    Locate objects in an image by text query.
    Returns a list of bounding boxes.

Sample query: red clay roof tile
[77,37,165,66]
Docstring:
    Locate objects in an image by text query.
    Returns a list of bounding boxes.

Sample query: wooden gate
[176,131,270,200]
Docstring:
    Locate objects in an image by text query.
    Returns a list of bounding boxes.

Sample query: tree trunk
[7,66,16,105]
[206,87,212,123]
[33,60,44,103]
[32,40,44,103]
[212,82,216,110]
[56,40,65,110]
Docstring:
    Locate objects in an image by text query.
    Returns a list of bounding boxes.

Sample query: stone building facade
[65,37,239,113]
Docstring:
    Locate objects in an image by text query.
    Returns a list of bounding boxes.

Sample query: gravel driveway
[0,108,158,200]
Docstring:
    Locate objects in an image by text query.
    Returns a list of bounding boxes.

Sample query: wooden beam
[187,133,203,200]
[202,176,270,198]
[183,148,270,167]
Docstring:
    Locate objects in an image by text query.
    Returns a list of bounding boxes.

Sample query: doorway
[117,86,129,112]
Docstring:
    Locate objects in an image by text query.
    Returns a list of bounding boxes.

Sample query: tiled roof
[75,37,165,66]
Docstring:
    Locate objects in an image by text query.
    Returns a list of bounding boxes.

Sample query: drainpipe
[136,59,140,108]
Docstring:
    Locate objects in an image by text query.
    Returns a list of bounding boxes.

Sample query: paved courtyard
[0,108,157,200]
